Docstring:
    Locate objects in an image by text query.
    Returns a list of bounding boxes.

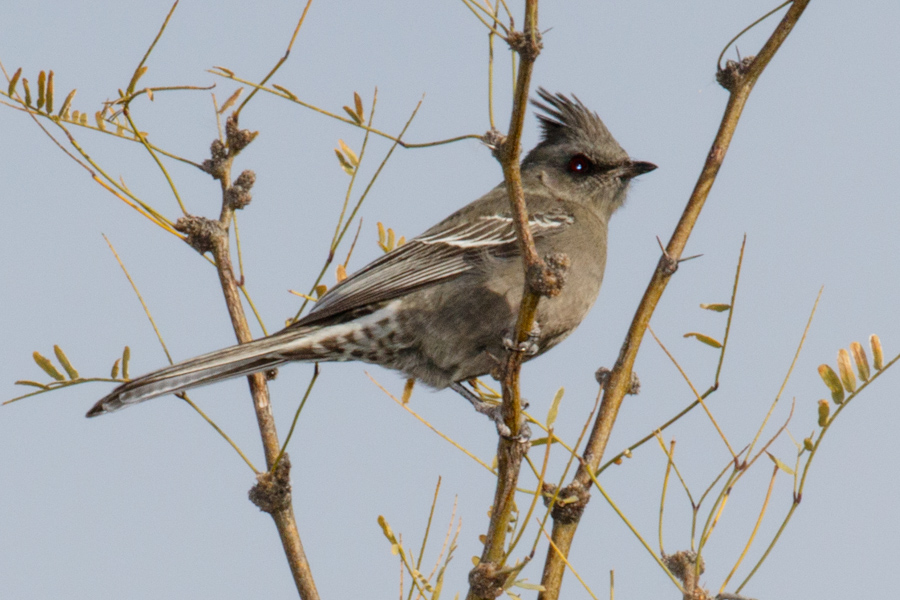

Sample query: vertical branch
[495,0,545,437]
[467,2,546,599]
[181,114,320,600]
[537,2,812,599]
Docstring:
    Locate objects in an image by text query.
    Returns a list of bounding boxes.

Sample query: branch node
[594,367,641,395]
[174,215,224,254]
[481,128,507,161]
[225,113,258,154]
[507,28,543,62]
[202,115,258,179]
[542,480,591,524]
[716,56,755,92]
[527,252,569,297]
[249,454,293,513]
[201,139,230,179]
[226,169,256,209]
[659,250,679,276]
[468,561,506,599]
[663,550,707,597]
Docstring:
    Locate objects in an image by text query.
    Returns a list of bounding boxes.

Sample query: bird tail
[87,325,322,417]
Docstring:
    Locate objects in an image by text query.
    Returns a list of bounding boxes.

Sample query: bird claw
[503,321,541,356]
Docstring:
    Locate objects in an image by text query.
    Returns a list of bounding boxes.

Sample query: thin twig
[235,0,314,116]
[102,234,173,364]
[366,373,495,474]
[649,326,737,458]
[213,70,482,150]
[719,465,778,593]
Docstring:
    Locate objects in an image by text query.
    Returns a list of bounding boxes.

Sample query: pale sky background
[2,2,899,599]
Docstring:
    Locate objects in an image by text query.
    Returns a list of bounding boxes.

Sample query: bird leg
[450,382,531,440]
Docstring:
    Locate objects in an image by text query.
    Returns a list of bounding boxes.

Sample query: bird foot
[503,321,541,356]
[450,382,531,440]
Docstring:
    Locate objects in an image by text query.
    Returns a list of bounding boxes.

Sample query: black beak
[620,160,658,179]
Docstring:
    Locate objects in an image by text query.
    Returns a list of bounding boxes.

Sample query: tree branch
[537,2,813,598]
[467,1,546,599]
[191,114,321,600]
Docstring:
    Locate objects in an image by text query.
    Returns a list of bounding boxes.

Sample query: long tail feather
[87,325,320,417]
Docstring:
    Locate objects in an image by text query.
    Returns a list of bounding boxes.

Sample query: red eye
[567,154,591,174]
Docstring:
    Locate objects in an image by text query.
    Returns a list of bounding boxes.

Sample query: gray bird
[87,89,655,418]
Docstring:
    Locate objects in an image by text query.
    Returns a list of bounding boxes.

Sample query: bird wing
[296,208,574,325]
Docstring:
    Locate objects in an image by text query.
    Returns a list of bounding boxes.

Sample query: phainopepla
[87,89,655,418]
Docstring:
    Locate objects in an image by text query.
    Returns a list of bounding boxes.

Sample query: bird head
[522,88,656,216]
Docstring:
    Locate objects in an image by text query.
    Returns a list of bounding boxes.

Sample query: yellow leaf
[22,78,32,106]
[336,264,347,282]
[45,70,54,114]
[58,89,77,118]
[871,334,884,371]
[546,387,563,427]
[334,149,354,175]
[53,345,79,379]
[402,378,415,404]
[33,351,64,381]
[338,140,359,167]
[817,399,830,427]
[837,348,856,393]
[7,67,21,97]
[683,332,722,348]
[766,451,795,475]
[219,87,244,114]
[314,284,328,298]
[122,346,131,380]
[850,341,870,382]
[377,515,395,541]
[354,91,364,122]
[272,84,298,101]
[36,70,46,110]
[111,358,121,380]
[817,364,844,404]
[514,581,546,591]
[699,303,731,312]
[343,105,363,124]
